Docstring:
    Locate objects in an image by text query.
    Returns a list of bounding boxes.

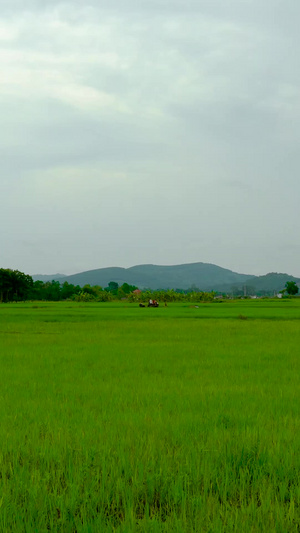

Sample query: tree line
[0,269,217,303]
[0,270,139,302]
[0,268,298,303]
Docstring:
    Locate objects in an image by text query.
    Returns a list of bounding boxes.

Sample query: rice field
[0,300,299,532]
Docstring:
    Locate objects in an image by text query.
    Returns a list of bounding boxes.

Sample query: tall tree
[285,281,299,295]
[0,269,33,302]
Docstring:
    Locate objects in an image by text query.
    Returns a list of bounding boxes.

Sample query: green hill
[44,263,251,291]
[243,273,300,294]
[34,264,300,294]
[32,273,66,282]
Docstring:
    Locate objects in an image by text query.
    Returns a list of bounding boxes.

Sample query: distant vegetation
[285,280,299,295]
[0,269,217,303]
[33,262,300,295]
[1,267,299,303]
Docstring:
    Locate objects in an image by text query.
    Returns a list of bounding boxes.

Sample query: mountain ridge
[32,263,300,293]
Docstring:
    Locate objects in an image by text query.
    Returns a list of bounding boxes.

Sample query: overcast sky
[1,0,300,276]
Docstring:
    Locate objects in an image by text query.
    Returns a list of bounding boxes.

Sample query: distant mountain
[32,263,300,294]
[41,263,251,291]
[239,273,300,294]
[32,273,66,282]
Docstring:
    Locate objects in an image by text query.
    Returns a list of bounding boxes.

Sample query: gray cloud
[1,0,300,276]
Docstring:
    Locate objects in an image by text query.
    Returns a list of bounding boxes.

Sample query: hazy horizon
[1,1,300,278]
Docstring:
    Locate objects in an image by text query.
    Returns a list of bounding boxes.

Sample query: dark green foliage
[285,281,299,295]
[61,281,81,300]
[120,282,138,294]
[0,268,33,302]
[105,281,119,295]
[30,280,82,301]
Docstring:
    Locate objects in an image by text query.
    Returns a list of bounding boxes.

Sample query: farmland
[0,300,299,532]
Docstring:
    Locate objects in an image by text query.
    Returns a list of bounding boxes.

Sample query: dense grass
[0,300,300,532]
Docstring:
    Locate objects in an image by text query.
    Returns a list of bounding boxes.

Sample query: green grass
[0,300,300,532]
